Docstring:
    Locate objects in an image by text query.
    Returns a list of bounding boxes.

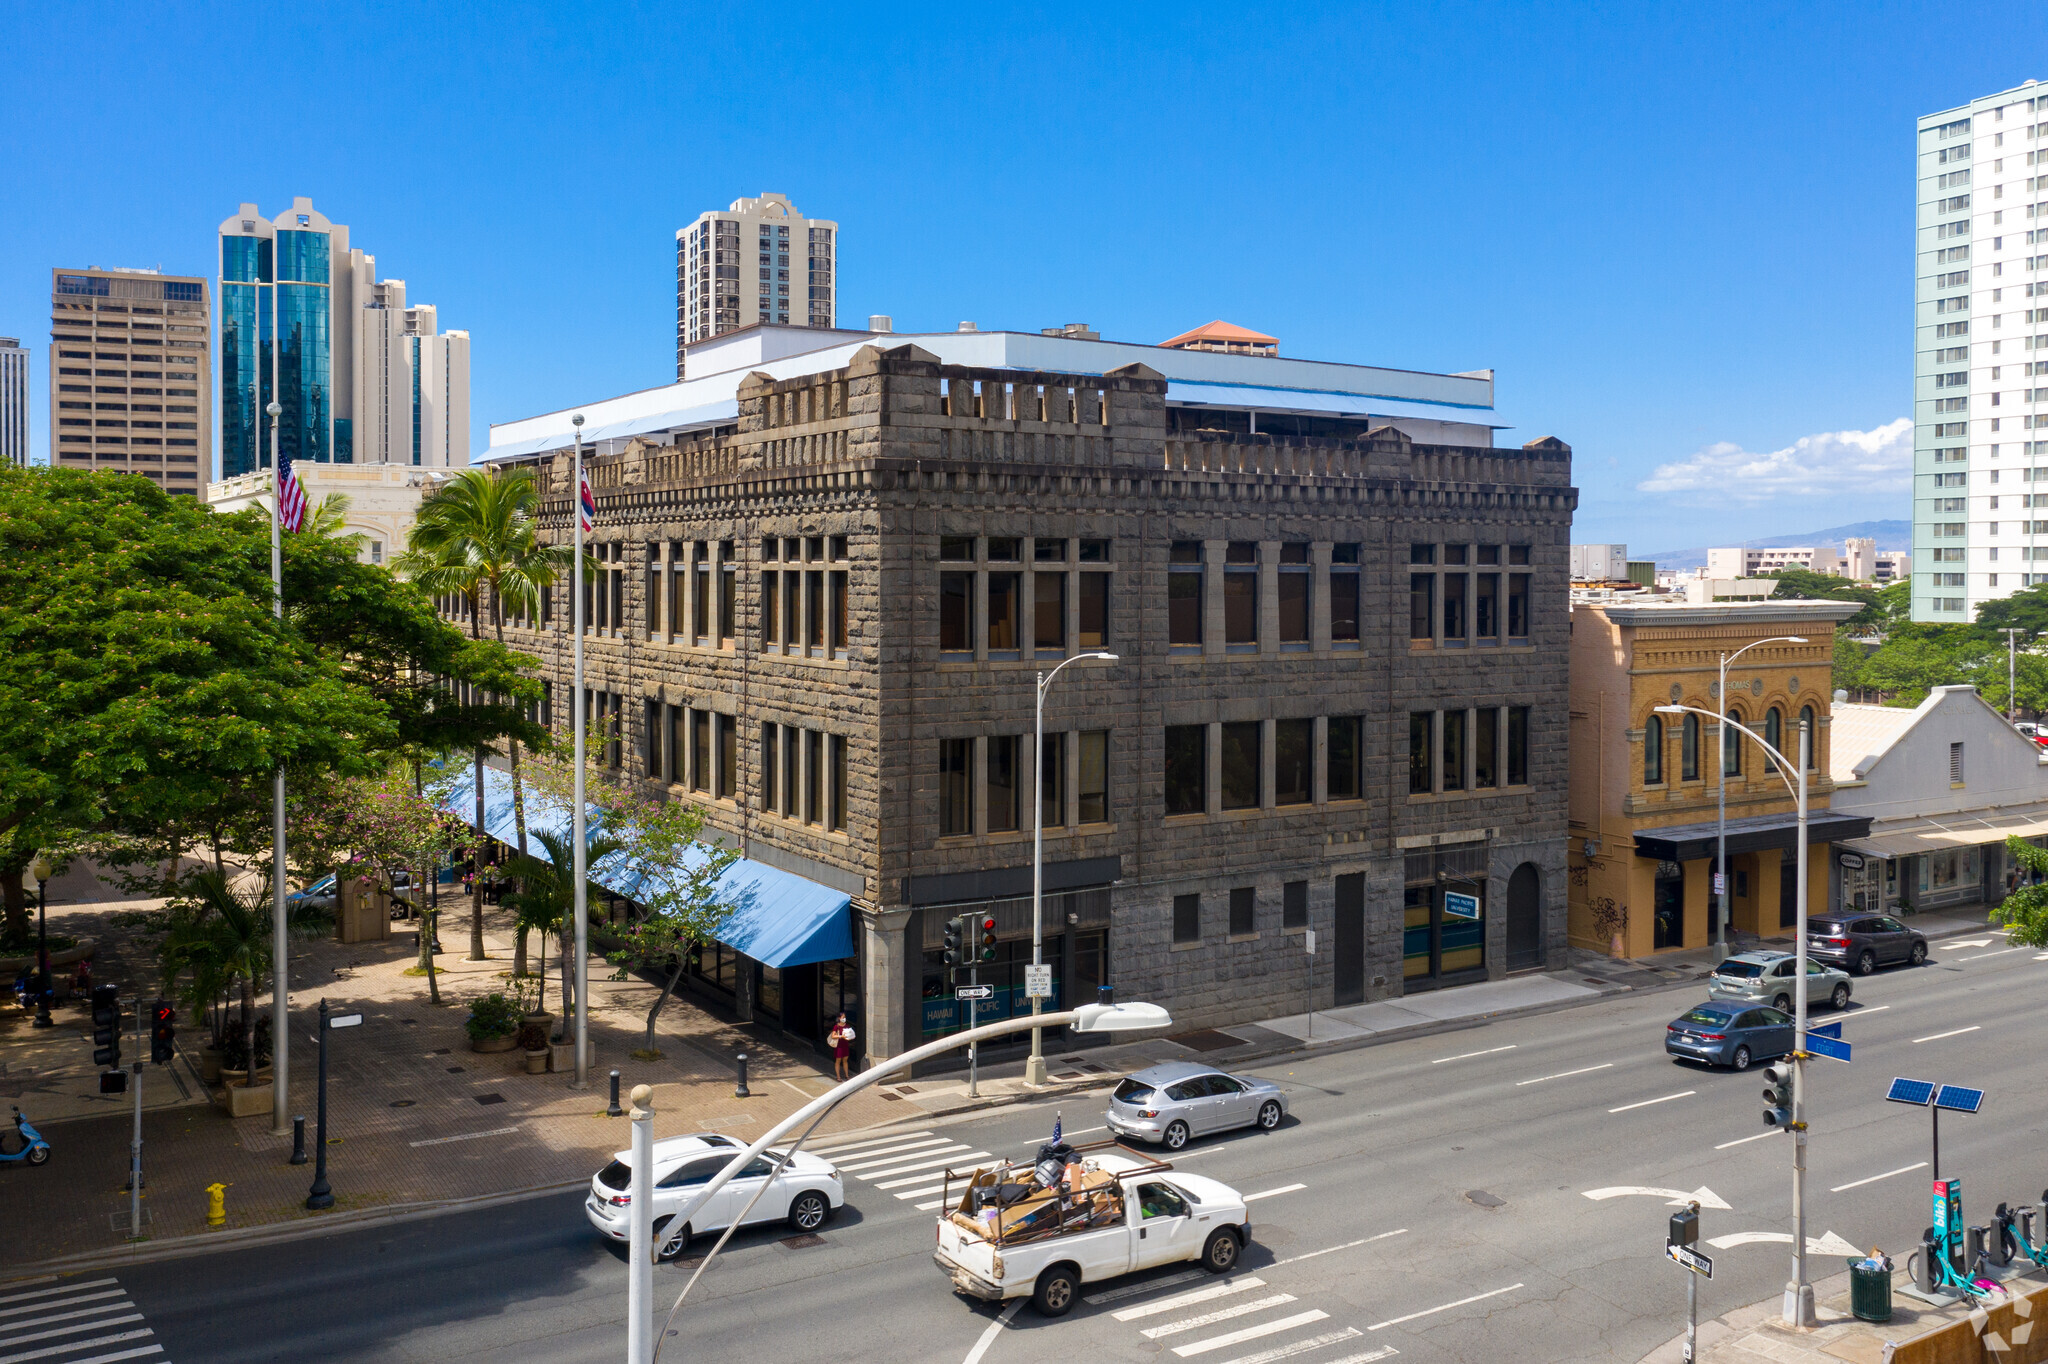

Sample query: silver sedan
[1104,1060,1289,1151]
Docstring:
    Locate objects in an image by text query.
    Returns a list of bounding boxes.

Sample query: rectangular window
[1229,887,1255,937]
[1474,707,1499,788]
[829,734,848,831]
[1278,569,1310,644]
[645,699,662,778]
[1220,721,1261,809]
[1224,567,1258,645]
[666,703,685,785]
[1474,573,1499,640]
[1173,893,1201,945]
[1078,573,1109,649]
[1169,566,1204,646]
[1283,880,1308,930]
[1508,575,1530,638]
[1443,574,1468,641]
[940,535,974,561]
[762,724,777,811]
[940,738,973,835]
[718,714,736,799]
[1410,574,1435,640]
[1410,543,1436,564]
[1329,566,1360,642]
[829,570,848,652]
[1040,732,1063,828]
[1950,741,1965,784]
[1034,572,1067,651]
[761,570,778,647]
[1441,709,1466,791]
[646,544,664,638]
[1164,725,1206,815]
[1327,716,1361,800]
[1507,706,1530,786]
[691,708,711,793]
[1409,712,1433,793]
[940,572,974,651]
[805,730,822,823]
[988,573,1020,651]
[692,543,710,643]
[1078,730,1108,823]
[781,723,800,816]
[1274,718,1312,805]
[806,570,825,651]
[986,735,1020,831]
[719,559,737,643]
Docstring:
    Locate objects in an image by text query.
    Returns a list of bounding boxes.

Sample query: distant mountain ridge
[1642,520,1911,570]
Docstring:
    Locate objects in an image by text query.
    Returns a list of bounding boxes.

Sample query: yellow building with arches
[1567,597,1869,957]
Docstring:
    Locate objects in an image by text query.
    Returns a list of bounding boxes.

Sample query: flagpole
[571,412,588,1089]
[267,283,289,1133]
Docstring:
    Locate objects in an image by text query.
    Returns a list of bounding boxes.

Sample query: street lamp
[1025,650,1118,1087]
[1712,636,1806,965]
[644,996,1171,1363]
[28,855,53,1029]
[1658,703,1815,1327]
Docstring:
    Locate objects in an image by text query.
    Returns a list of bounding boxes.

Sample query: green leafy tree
[503,826,624,1022]
[605,800,745,1059]
[1991,836,2048,947]
[160,869,275,1085]
[1767,568,1883,630]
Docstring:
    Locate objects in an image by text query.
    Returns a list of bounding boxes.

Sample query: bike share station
[1881,1075,2039,1306]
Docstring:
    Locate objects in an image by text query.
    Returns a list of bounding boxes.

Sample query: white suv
[585,1132,845,1251]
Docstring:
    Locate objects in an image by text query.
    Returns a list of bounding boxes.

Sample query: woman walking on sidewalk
[828,1013,855,1081]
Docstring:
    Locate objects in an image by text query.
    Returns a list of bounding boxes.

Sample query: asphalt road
[80,936,2048,1364]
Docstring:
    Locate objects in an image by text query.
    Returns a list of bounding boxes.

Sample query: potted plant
[518,1021,550,1074]
[466,991,522,1053]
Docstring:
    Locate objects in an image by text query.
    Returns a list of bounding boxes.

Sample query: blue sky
[5,2,2046,552]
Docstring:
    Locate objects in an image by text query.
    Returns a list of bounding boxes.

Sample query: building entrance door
[1505,864,1542,971]
[1780,857,1798,929]
[1402,847,1488,990]
[1332,873,1365,1006]
[1653,860,1685,949]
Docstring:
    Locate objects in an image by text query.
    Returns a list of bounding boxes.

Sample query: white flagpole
[268,262,289,1135]
[571,413,588,1089]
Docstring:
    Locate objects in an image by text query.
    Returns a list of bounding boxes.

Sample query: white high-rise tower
[675,192,837,379]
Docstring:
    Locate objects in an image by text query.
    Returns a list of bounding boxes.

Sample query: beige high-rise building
[47,267,212,495]
[675,192,837,379]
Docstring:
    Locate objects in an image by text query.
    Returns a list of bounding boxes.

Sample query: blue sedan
[1664,1002,1794,1071]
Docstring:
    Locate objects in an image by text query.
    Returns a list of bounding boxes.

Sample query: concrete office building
[216,197,469,481]
[675,193,837,379]
[1706,540,1909,584]
[1912,79,2048,621]
[0,337,26,468]
[46,268,212,494]
[472,323,1574,1070]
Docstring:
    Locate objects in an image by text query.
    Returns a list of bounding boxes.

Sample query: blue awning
[438,765,853,968]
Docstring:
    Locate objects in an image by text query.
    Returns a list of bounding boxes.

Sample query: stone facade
[482,343,1577,1066]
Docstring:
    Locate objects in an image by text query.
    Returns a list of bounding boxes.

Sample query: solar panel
[1886,1078,1936,1106]
[1934,1085,1985,1114]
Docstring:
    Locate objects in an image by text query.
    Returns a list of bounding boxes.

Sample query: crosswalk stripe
[0,1282,117,1309]
[2,1302,140,1331]
[847,1150,983,1180]
[0,1291,126,1321]
[873,1156,991,1188]
[55,1348,164,1364]
[0,1313,145,1350]
[1115,1278,1269,1321]
[1208,1329,1374,1364]
[892,1184,949,1200]
[820,1137,954,1165]
[1085,1269,1204,1306]
[809,1132,942,1159]
[836,1141,972,1172]
[915,1197,951,1211]
[1143,1294,1298,1339]
[0,1326,155,1364]
[1173,1310,1331,1358]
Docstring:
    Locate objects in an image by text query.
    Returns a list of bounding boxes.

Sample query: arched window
[1764,707,1782,770]
[1722,706,1743,778]
[1800,705,1817,769]
[1681,712,1700,781]
[1644,715,1664,785]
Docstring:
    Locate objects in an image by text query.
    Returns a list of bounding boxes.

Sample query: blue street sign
[1809,1022,1842,1040]
[1807,1033,1851,1063]
[1444,891,1480,921]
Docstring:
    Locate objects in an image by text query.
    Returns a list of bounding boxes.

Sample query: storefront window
[919,924,1110,1040]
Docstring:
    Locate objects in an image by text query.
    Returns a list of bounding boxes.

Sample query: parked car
[2015,722,2048,748]
[585,1132,844,1250]
[1805,913,1928,976]
[1665,1002,1795,1071]
[1707,951,1852,1012]
[287,874,337,914]
[1105,1061,1288,1151]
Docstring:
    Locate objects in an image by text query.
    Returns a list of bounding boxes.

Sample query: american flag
[277,455,307,532]
[578,470,595,533]
[1051,1112,1062,1145]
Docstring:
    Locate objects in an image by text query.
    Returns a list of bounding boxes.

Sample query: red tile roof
[1157,319,1279,349]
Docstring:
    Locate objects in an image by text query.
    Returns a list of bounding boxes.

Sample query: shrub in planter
[516,1021,549,1052]
[465,991,522,1045]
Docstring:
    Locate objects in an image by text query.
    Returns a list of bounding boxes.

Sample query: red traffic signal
[150,997,176,1064]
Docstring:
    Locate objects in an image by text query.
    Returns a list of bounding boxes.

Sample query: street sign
[954,985,994,1001]
[1443,891,1480,921]
[1807,1033,1851,1063]
[1666,1243,1713,1277]
[1023,965,1052,999]
[1809,1021,1841,1040]
[1304,929,1316,955]
[326,1013,363,1030]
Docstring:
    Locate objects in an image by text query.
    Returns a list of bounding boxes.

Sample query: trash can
[1848,1259,1893,1323]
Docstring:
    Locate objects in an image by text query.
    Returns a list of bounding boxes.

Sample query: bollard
[289,1115,308,1165]
[734,1052,750,1098]
[205,1182,227,1228]
[607,1069,623,1118]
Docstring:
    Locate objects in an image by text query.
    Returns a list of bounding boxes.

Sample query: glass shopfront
[1401,846,1487,988]
[918,889,1112,1040]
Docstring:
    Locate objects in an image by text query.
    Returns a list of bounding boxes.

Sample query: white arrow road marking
[1946,938,1996,949]
[1707,1230,1862,1256]
[1583,1185,1731,1210]
[961,1297,1022,1364]
[1960,947,2027,962]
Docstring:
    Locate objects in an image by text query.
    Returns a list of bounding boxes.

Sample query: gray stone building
[478,339,1576,1069]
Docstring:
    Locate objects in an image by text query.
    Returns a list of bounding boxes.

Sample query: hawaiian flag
[277,454,307,532]
[578,470,595,533]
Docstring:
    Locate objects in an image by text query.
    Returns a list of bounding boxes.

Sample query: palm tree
[160,869,273,1087]
[502,826,622,1031]
[395,467,578,963]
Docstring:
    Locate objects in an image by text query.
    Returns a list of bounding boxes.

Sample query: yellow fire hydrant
[205,1182,227,1228]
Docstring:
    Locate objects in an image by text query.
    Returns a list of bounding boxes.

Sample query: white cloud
[1635,417,1913,504]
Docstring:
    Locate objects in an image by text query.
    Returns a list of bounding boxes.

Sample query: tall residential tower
[674,192,836,379]
[216,197,470,480]
[0,337,26,468]
[1912,79,2048,621]
[47,268,212,493]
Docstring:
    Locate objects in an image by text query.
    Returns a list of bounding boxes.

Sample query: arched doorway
[1506,863,1543,970]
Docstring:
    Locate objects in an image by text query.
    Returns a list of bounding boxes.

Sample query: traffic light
[942,914,969,977]
[979,915,998,963]
[90,984,122,1069]
[1762,1063,1794,1131]
[150,998,175,1064]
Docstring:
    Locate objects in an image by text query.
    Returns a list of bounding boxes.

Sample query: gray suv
[1707,951,1851,1012]
[1806,914,1928,976]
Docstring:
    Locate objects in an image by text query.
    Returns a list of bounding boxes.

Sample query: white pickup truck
[932,1144,1251,1317]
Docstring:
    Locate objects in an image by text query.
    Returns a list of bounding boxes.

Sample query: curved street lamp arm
[1721,635,1809,670]
[1037,649,1118,700]
[1656,703,1798,802]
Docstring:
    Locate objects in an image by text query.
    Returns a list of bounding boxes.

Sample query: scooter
[0,1108,50,1166]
